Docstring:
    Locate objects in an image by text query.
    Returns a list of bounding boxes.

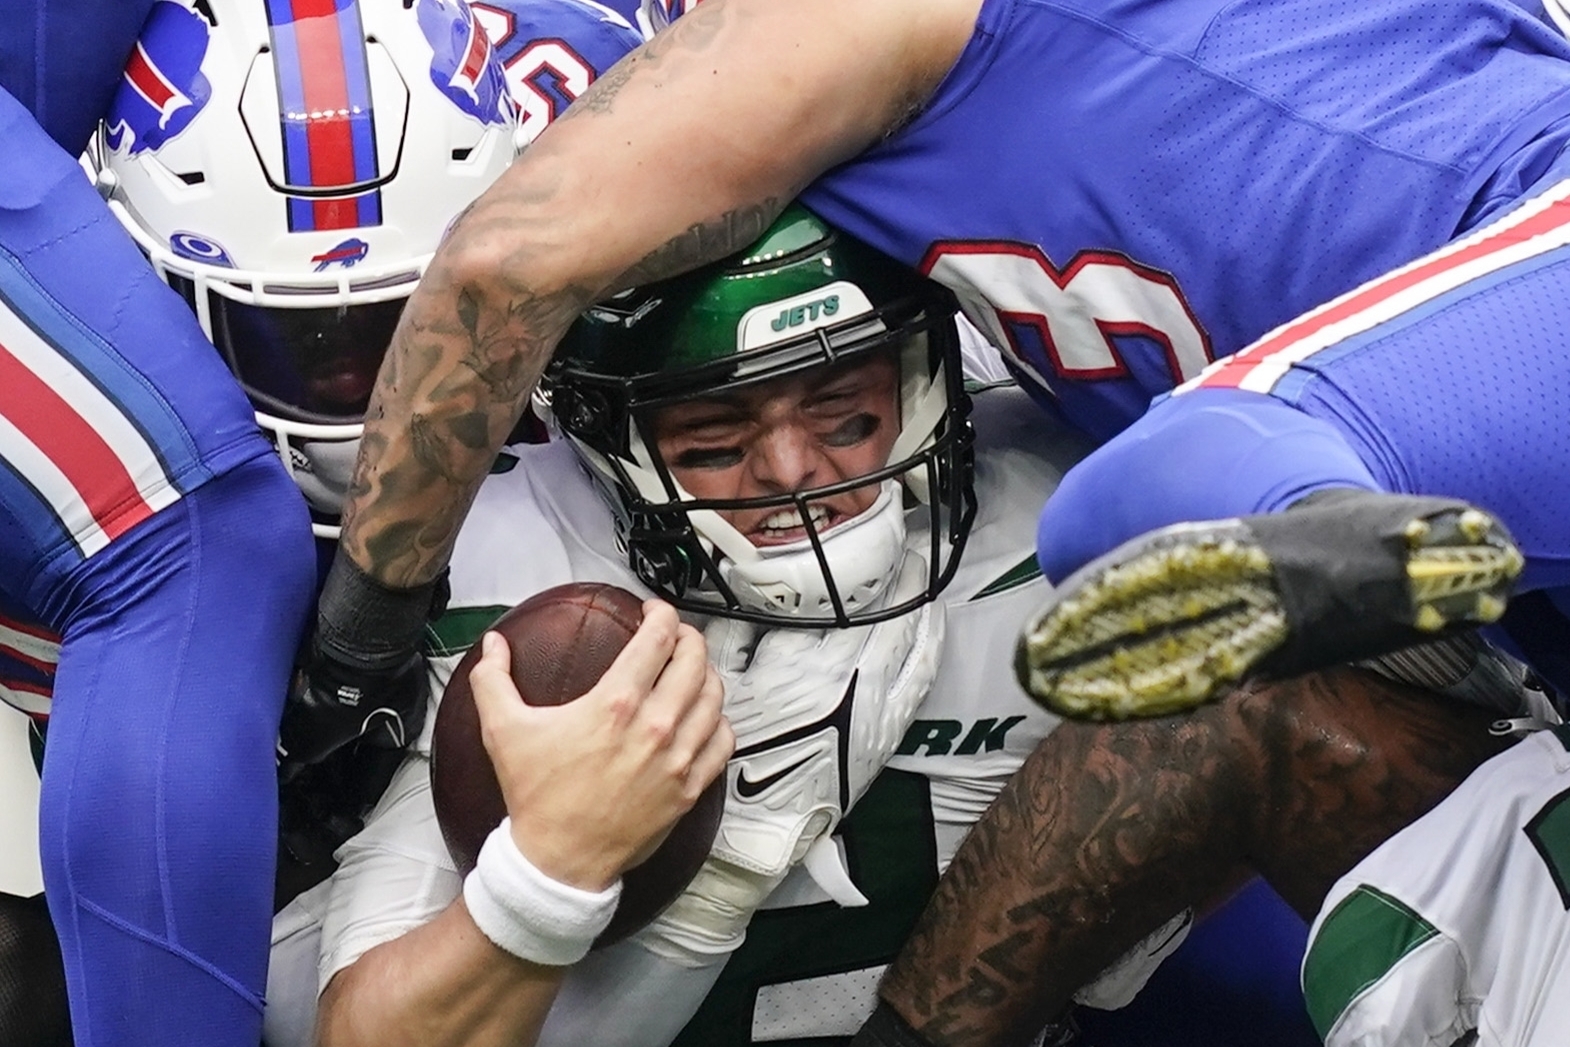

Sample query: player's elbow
[313,963,394,1047]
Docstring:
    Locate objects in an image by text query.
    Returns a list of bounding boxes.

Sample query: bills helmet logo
[311,238,371,271]
[417,0,512,124]
[104,1,212,155]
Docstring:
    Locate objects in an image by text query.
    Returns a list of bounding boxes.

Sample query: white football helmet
[96,0,520,535]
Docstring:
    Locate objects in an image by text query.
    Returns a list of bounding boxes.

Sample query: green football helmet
[541,205,976,627]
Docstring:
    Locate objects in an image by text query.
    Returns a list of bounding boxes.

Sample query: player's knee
[1036,390,1378,582]
[1229,667,1504,914]
[1035,395,1245,581]
[200,454,318,606]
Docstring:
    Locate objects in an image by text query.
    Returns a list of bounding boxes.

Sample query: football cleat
[1018,489,1525,720]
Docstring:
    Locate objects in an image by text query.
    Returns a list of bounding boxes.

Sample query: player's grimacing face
[650,353,901,548]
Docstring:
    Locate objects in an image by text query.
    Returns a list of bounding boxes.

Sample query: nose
[748,421,825,493]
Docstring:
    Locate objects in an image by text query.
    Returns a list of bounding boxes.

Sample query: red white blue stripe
[1182,179,1570,397]
[265,0,382,232]
[0,609,58,718]
[0,260,193,564]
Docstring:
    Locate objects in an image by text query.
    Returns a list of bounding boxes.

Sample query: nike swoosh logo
[730,670,860,809]
[734,754,816,799]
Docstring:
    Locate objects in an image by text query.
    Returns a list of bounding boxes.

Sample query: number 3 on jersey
[920,240,1214,397]
[471,3,598,144]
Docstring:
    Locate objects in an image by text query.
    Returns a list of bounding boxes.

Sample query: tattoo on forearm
[616,199,785,291]
[880,668,1508,1047]
[568,0,734,119]
[336,0,780,589]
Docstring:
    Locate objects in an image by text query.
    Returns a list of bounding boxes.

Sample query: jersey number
[471,5,598,144]
[670,770,938,1046]
[920,240,1213,396]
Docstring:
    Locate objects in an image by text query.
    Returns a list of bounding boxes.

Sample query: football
[430,581,725,947]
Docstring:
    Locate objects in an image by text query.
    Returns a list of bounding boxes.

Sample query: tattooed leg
[878,667,1511,1047]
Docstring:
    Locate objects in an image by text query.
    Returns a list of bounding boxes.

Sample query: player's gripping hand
[277,555,449,783]
[277,644,430,782]
[469,600,734,892]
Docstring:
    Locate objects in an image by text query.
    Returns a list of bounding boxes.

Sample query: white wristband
[462,818,623,966]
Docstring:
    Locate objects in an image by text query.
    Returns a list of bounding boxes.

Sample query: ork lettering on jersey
[896,716,1026,758]
[919,239,1213,436]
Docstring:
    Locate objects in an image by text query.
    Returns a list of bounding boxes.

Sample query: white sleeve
[536,939,729,1047]
[315,753,465,993]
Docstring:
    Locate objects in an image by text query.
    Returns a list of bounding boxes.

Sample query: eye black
[822,413,880,448]
[672,446,745,470]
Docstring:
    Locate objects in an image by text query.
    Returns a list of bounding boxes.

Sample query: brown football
[430,581,724,947]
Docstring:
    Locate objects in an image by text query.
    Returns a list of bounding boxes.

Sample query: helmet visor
[174,274,404,426]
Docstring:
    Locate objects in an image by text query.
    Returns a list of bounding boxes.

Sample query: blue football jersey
[799,0,1570,442]
[472,0,642,141]
[0,0,159,154]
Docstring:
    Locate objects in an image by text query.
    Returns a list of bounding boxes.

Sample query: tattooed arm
[337,0,982,587]
[868,668,1508,1047]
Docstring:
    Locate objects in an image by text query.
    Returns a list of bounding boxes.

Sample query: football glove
[277,645,429,782]
[277,556,446,783]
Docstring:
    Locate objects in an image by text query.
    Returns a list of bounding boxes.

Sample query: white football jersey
[264,385,1096,1047]
[1304,723,1570,1047]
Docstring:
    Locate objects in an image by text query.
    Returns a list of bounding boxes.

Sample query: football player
[260,206,1086,1047]
[256,206,1514,1047]
[95,0,644,808]
[1001,123,1570,1047]
[0,1,316,1045]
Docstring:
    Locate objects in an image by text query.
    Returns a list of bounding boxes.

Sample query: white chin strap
[278,433,359,539]
[714,482,908,619]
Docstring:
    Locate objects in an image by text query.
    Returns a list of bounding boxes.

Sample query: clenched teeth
[759,505,829,534]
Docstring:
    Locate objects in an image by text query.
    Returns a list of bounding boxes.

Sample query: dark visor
[170,274,404,426]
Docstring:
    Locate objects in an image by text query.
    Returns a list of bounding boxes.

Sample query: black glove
[277,555,448,784]
[275,737,407,910]
[277,646,429,781]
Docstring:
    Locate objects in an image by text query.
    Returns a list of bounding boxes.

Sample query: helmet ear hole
[562,387,612,441]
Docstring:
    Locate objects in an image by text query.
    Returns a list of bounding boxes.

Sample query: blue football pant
[1036,175,1570,597]
[38,454,314,1047]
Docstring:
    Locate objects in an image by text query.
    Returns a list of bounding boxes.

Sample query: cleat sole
[1020,497,1524,722]
[1402,507,1522,627]
[1018,523,1289,720]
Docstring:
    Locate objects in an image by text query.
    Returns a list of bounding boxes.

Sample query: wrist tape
[463,819,622,966]
[316,556,450,672]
